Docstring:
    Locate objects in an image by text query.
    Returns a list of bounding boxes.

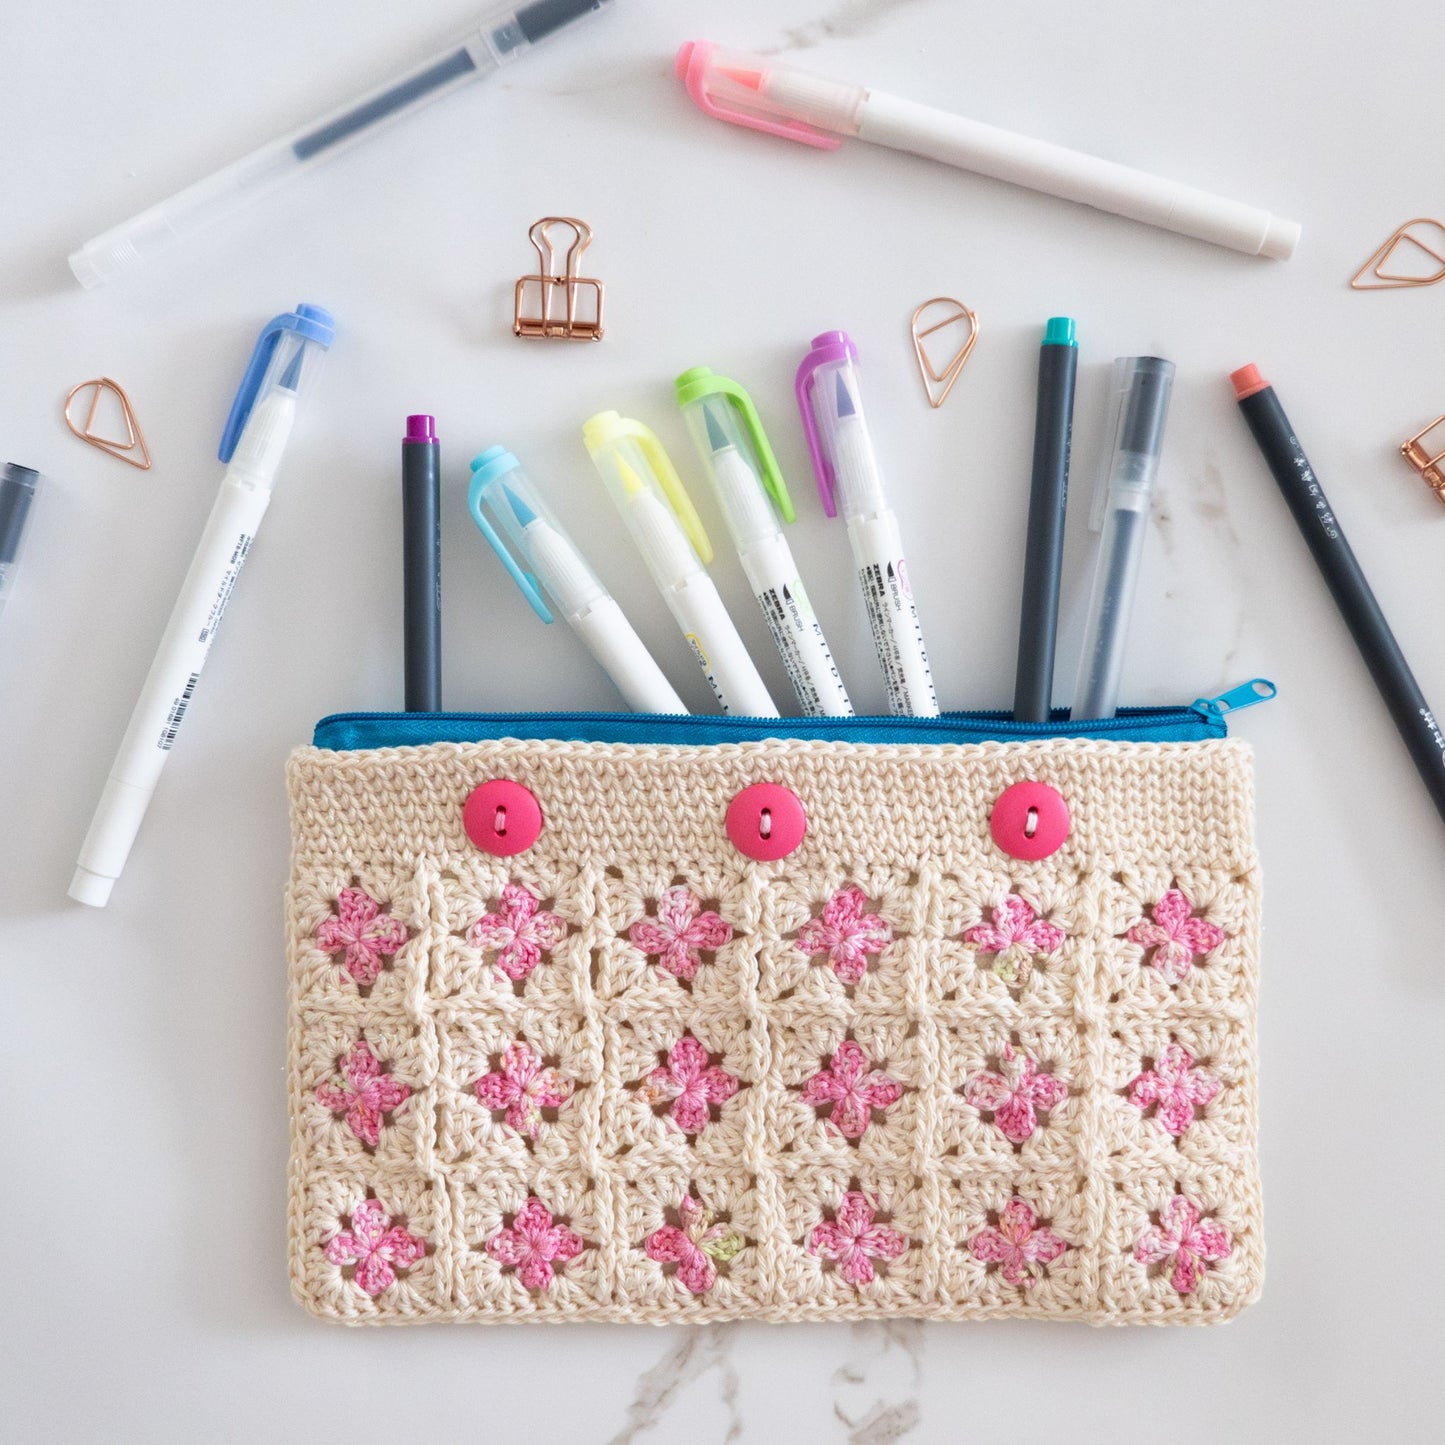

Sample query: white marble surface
[2,0,1443,1437]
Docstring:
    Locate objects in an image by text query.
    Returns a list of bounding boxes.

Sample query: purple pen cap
[794,330,858,517]
[405,414,437,444]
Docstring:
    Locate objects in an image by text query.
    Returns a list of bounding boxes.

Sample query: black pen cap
[1117,356,1175,458]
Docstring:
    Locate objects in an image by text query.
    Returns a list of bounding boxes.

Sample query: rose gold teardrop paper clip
[910,297,979,408]
[64,377,152,469]
[1350,218,1445,291]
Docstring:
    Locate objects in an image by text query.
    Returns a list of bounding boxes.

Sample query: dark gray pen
[403,415,441,711]
[1014,318,1077,720]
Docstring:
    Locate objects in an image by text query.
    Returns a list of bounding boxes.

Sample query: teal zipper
[312,679,1275,751]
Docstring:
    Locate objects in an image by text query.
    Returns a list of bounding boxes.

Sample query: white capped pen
[468,445,686,715]
[677,41,1299,260]
[796,331,939,718]
[583,411,778,717]
[675,367,852,717]
[69,304,335,906]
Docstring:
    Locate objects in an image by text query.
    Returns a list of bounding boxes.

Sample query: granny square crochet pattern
[286,735,1262,1325]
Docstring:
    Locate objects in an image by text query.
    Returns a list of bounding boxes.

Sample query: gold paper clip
[513,217,604,340]
[63,377,152,469]
[1350,218,1445,290]
[910,297,979,408]
[1401,415,1445,504]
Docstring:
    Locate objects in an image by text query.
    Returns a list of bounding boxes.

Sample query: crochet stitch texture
[286,735,1262,1325]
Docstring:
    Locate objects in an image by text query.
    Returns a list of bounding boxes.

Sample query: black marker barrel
[1232,365,1445,826]
[402,414,441,712]
[1014,318,1077,721]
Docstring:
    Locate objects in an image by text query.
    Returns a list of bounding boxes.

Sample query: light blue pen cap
[468,447,551,622]
[471,446,612,626]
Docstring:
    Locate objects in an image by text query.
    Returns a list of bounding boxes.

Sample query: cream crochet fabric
[286,735,1262,1325]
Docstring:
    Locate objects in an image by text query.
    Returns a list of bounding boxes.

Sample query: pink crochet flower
[808,1192,908,1285]
[645,1196,744,1295]
[969,1197,1070,1287]
[962,1042,1068,1144]
[324,1199,426,1297]
[314,1040,411,1148]
[486,1197,585,1291]
[635,1035,739,1134]
[467,883,567,983]
[475,1041,573,1139]
[315,887,409,987]
[963,894,1065,987]
[796,885,893,985]
[801,1040,903,1139]
[1128,1043,1221,1136]
[1127,888,1226,984]
[1134,1195,1232,1294]
[628,887,733,982]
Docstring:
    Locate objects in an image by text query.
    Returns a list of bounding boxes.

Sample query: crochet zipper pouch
[286,682,1271,1326]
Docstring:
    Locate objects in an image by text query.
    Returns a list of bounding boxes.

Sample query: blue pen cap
[218,303,335,462]
[469,447,607,625]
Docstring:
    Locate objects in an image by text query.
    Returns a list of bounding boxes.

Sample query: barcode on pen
[159,672,201,751]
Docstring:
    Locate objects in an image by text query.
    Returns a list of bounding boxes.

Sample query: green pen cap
[674,365,795,527]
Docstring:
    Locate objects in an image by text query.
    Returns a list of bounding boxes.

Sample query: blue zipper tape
[311,705,1234,752]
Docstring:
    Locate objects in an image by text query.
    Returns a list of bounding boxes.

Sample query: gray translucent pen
[69,0,613,287]
[1071,356,1174,718]
[0,464,42,626]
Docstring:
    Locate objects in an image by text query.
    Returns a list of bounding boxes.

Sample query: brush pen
[583,410,778,717]
[796,331,938,717]
[1014,318,1077,721]
[1072,356,1174,719]
[69,304,335,907]
[1233,363,1445,826]
[676,366,852,717]
[402,414,441,710]
[468,445,686,714]
[677,41,1299,260]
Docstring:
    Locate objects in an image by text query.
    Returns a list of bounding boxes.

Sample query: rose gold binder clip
[1350,218,1445,290]
[1401,415,1445,504]
[63,377,152,469]
[909,297,979,408]
[513,216,604,340]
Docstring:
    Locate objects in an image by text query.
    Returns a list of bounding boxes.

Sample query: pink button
[726,782,806,861]
[463,779,542,857]
[989,781,1070,861]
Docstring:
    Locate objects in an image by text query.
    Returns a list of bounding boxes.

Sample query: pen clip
[676,41,843,151]
[723,389,794,524]
[466,471,553,624]
[217,303,335,463]
[623,418,714,564]
[794,332,858,518]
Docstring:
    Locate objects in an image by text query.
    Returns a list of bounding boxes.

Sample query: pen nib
[503,484,537,527]
[278,346,305,392]
[834,372,856,418]
[616,456,646,496]
[703,405,731,454]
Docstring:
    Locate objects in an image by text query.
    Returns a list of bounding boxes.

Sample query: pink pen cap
[675,41,862,149]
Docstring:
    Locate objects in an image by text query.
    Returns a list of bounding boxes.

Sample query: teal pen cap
[1043,316,1077,347]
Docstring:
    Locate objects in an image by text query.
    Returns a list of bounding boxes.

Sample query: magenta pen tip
[405,414,437,443]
